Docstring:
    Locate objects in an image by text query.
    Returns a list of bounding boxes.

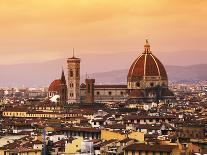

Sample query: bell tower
[67,50,80,103]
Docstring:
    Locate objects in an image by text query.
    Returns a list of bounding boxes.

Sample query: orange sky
[0,0,206,64]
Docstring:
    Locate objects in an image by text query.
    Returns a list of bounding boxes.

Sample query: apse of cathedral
[47,69,67,106]
[48,40,175,108]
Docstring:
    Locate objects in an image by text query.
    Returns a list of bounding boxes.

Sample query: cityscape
[0,1,207,155]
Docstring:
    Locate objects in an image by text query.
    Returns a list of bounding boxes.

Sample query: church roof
[128,40,167,80]
[48,79,61,92]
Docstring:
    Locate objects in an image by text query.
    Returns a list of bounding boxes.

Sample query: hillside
[83,65,207,84]
[0,58,207,87]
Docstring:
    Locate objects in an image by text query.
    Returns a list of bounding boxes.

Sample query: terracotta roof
[71,109,96,115]
[32,140,42,145]
[48,79,61,92]
[119,138,135,143]
[129,89,144,98]
[95,139,118,148]
[60,127,100,132]
[124,143,176,152]
[134,124,161,130]
[123,115,176,120]
[95,85,127,89]
[128,41,167,80]
[4,107,27,112]
[128,53,167,79]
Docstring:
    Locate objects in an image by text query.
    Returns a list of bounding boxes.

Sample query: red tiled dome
[128,40,167,80]
[48,79,61,92]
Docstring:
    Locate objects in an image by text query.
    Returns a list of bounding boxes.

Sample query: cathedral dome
[48,79,61,92]
[128,40,167,81]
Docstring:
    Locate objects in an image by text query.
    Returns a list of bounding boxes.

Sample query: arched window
[70,83,73,88]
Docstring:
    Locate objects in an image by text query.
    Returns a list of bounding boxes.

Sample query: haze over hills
[0,51,207,87]
[86,64,207,85]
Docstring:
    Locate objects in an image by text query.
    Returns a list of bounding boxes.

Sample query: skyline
[0,0,207,65]
[0,1,206,154]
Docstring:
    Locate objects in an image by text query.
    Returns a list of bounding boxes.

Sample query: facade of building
[2,107,82,118]
[80,83,127,103]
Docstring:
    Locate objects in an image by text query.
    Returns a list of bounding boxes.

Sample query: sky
[0,0,207,65]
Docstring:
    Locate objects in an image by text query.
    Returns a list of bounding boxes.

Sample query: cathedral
[127,40,174,104]
[48,40,174,106]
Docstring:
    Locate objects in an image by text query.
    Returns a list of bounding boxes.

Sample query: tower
[59,69,67,105]
[85,79,95,104]
[67,51,81,103]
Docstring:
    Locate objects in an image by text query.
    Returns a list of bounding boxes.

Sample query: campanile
[67,52,80,103]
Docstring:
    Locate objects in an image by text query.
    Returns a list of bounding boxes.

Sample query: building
[59,69,68,105]
[2,107,82,118]
[47,40,174,105]
[48,70,67,105]
[48,79,61,98]
[67,53,81,103]
[101,129,144,142]
[80,82,127,103]
[79,40,174,105]
[123,143,180,155]
[127,40,174,104]
[65,137,84,154]
[66,53,127,104]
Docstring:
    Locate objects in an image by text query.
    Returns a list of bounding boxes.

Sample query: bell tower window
[70,70,73,77]
[70,83,73,88]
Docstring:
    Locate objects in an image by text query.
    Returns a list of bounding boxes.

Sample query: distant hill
[0,57,207,87]
[0,59,66,87]
[166,64,207,83]
[84,64,207,84]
